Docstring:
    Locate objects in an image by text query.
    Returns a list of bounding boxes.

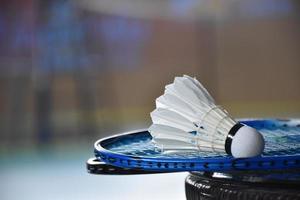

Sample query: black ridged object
[185,170,300,200]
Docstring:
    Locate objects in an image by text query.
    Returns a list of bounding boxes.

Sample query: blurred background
[0,0,300,199]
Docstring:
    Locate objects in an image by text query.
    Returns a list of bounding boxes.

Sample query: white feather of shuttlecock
[149,75,237,153]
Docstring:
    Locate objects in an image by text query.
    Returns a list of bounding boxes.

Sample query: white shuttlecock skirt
[149,75,237,154]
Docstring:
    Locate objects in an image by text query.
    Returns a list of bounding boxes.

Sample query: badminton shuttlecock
[148,75,265,158]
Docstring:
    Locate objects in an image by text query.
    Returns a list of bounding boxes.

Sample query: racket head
[94,119,300,172]
[86,157,175,175]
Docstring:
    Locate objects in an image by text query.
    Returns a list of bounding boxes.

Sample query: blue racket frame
[94,119,300,172]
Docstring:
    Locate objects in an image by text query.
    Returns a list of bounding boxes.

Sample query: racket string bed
[94,119,300,172]
[262,127,300,156]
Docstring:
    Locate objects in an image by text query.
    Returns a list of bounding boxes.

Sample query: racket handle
[86,158,172,175]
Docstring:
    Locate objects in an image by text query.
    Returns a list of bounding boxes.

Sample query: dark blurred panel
[0,0,299,150]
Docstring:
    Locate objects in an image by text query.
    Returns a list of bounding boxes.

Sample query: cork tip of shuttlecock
[231,126,265,158]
